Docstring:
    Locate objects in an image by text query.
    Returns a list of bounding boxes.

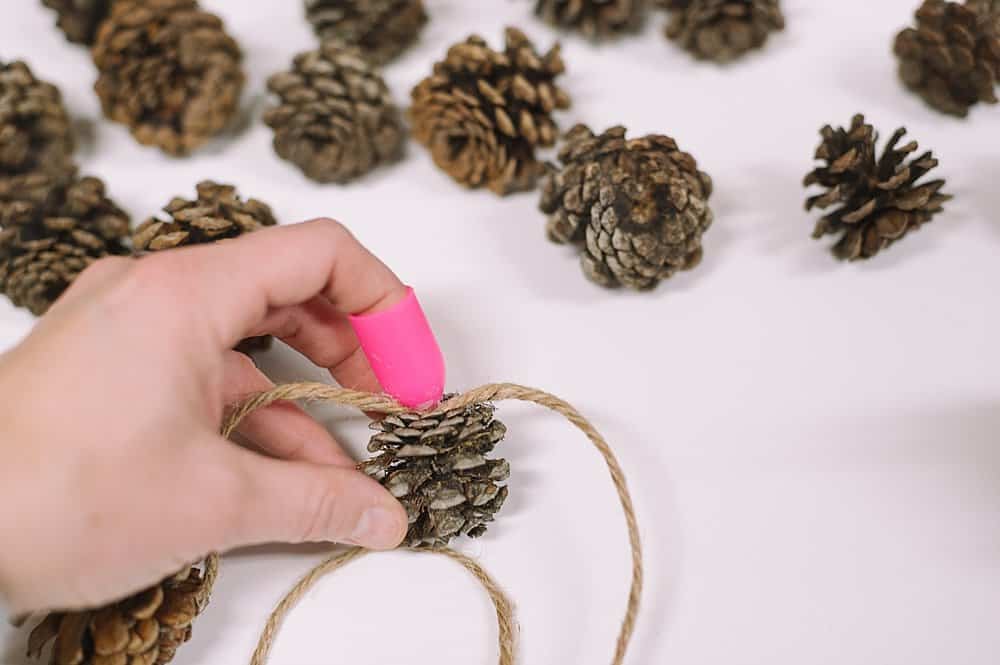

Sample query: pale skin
[0,218,412,615]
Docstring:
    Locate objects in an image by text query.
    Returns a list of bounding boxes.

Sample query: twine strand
[223,382,642,665]
[248,547,515,665]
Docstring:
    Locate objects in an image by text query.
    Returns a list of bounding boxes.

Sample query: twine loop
[223,382,643,665]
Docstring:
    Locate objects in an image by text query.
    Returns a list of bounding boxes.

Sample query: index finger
[142,218,408,350]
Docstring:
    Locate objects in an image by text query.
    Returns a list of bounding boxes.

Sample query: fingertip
[349,287,445,408]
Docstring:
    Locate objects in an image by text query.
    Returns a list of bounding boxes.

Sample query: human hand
[0,219,411,615]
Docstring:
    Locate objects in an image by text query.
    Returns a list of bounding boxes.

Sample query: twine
[247,546,516,665]
[223,383,643,665]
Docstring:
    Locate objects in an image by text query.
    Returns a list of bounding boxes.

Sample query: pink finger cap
[349,287,445,409]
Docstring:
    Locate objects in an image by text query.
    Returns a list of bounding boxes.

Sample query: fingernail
[349,507,404,550]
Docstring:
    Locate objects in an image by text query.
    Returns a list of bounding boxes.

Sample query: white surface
[2,1,999,663]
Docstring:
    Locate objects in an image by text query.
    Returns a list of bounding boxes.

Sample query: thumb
[218,444,408,551]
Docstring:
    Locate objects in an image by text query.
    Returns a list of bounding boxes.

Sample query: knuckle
[297,480,350,543]
[129,253,178,287]
[115,255,183,305]
[59,256,133,301]
[92,254,193,328]
[312,218,354,244]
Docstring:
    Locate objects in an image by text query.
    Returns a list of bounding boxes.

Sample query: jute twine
[222,382,643,665]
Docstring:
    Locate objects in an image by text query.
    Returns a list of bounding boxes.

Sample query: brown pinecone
[27,557,217,665]
[410,27,571,196]
[804,114,951,261]
[263,43,405,184]
[664,0,785,62]
[0,176,130,315]
[894,0,1000,117]
[304,0,428,65]
[541,124,713,290]
[132,181,276,252]
[534,0,647,39]
[359,399,509,548]
[41,0,114,45]
[92,0,245,156]
[0,60,77,225]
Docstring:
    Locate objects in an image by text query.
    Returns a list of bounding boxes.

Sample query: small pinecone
[804,114,951,261]
[360,399,510,548]
[541,124,713,291]
[410,27,571,196]
[41,0,114,45]
[92,0,245,156]
[263,43,405,184]
[132,181,276,252]
[27,558,217,665]
[664,0,785,62]
[0,176,130,315]
[534,0,647,39]
[894,0,1000,117]
[304,0,428,65]
[0,60,77,225]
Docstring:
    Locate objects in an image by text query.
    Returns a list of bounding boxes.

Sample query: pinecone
[410,27,571,196]
[804,114,951,261]
[894,0,1000,117]
[541,124,713,290]
[359,399,510,548]
[0,60,77,225]
[41,0,114,45]
[533,0,647,39]
[664,0,785,62]
[27,557,217,665]
[263,43,405,184]
[92,0,245,156]
[0,176,130,315]
[304,0,428,65]
[132,181,276,252]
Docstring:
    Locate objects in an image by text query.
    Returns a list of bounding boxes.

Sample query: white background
[2,1,999,663]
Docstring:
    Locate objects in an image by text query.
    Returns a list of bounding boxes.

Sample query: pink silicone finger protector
[349,287,445,409]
